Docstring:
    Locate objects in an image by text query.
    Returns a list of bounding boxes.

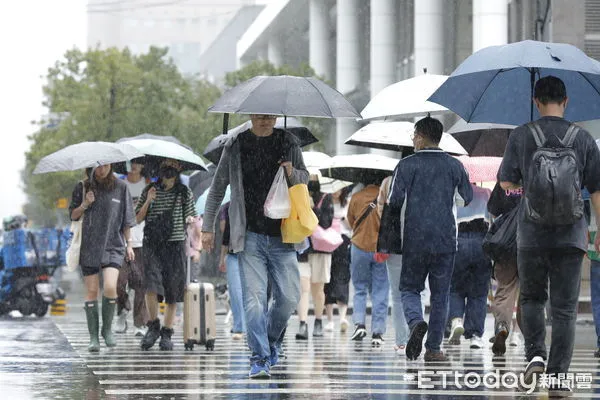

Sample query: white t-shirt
[124,177,148,248]
[333,202,351,237]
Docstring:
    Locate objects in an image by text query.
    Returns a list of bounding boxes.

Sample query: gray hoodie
[202,128,309,253]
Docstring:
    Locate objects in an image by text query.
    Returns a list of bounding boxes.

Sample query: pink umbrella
[455,156,503,183]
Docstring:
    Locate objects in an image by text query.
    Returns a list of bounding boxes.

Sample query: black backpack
[523,122,583,225]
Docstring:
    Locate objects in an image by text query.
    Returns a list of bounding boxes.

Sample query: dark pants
[518,247,584,374]
[400,252,455,352]
[117,247,148,327]
[448,232,492,338]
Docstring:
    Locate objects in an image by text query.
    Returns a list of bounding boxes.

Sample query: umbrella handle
[222,114,229,135]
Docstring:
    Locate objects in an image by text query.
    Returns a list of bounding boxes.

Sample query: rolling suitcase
[183,256,216,351]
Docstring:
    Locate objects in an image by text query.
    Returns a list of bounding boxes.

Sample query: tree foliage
[23,46,222,226]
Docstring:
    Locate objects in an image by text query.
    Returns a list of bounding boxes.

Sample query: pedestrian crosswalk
[55,315,600,398]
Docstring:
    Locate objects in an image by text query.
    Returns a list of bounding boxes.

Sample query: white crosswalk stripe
[55,315,600,398]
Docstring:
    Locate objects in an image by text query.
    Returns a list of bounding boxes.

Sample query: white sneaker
[232,332,244,340]
[324,321,335,332]
[508,331,523,347]
[394,345,406,356]
[340,319,349,333]
[134,326,147,337]
[114,310,128,333]
[448,318,464,345]
[470,335,484,349]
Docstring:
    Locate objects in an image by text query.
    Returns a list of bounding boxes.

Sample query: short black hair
[414,116,443,144]
[534,76,567,104]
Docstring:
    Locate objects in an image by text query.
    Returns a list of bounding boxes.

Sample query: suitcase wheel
[206,339,215,351]
[185,340,194,351]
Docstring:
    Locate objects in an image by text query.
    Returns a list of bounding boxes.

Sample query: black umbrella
[447,120,515,157]
[208,75,361,119]
[203,117,318,165]
[187,164,216,200]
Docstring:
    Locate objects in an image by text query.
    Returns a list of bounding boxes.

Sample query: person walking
[136,159,199,351]
[115,160,150,336]
[295,176,334,340]
[347,178,390,347]
[487,182,523,355]
[201,114,308,379]
[69,164,136,352]
[498,76,600,395]
[387,116,473,362]
[324,185,353,333]
[446,183,492,349]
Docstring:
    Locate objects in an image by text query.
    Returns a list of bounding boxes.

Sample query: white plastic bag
[264,167,291,219]
[65,182,84,272]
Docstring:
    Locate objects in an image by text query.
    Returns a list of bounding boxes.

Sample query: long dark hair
[84,165,116,192]
[338,185,352,208]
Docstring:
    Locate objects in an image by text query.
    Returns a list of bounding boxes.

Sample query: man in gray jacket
[202,114,308,379]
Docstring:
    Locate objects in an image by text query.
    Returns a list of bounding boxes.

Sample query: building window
[144,19,155,28]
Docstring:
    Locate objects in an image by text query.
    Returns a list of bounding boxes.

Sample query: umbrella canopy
[360,74,450,121]
[455,156,503,183]
[448,119,515,157]
[208,75,361,119]
[428,40,600,125]
[302,151,353,193]
[33,142,144,174]
[344,121,468,156]
[187,165,217,200]
[117,137,207,173]
[196,185,231,216]
[320,154,399,184]
[203,117,318,165]
[117,133,189,148]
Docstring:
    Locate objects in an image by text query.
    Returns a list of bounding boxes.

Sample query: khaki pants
[117,247,148,327]
[491,259,521,330]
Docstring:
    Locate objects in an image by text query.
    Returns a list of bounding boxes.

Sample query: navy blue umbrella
[428,40,600,126]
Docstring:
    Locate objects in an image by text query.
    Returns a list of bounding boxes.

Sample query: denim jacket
[201,128,309,253]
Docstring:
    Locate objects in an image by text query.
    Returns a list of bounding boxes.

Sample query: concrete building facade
[236,0,597,154]
[87,0,266,76]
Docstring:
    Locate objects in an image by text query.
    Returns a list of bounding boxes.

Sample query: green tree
[224,60,333,153]
[22,46,222,226]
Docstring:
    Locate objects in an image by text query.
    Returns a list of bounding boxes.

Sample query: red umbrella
[455,156,503,183]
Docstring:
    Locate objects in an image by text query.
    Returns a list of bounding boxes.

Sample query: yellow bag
[281,184,319,243]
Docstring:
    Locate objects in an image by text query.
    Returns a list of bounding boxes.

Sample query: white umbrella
[302,151,353,193]
[344,121,468,156]
[118,137,207,171]
[33,142,145,174]
[360,74,451,121]
[320,154,399,184]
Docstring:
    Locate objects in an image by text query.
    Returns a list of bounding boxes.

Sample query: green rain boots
[101,297,118,348]
[84,301,100,352]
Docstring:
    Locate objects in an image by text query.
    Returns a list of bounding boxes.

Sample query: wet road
[3,309,600,399]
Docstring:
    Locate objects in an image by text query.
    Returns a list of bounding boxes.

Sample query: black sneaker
[140,319,161,350]
[492,321,509,356]
[295,321,308,340]
[313,319,323,337]
[371,333,384,347]
[159,327,174,351]
[595,348,600,358]
[406,321,428,361]
[351,324,367,341]
[523,356,545,385]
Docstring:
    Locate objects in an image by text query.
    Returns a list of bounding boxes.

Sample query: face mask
[159,166,178,179]
[308,181,320,193]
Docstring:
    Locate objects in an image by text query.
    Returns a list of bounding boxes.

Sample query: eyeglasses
[251,114,277,120]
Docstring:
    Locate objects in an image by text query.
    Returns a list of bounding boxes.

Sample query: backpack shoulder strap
[527,122,546,148]
[561,124,580,148]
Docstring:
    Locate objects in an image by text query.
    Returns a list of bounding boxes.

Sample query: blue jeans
[592,260,600,348]
[350,245,389,335]
[386,254,409,346]
[400,252,455,352]
[238,232,300,360]
[448,232,491,338]
[226,254,246,334]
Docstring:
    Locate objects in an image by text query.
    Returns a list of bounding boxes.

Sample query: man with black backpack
[499,76,600,396]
